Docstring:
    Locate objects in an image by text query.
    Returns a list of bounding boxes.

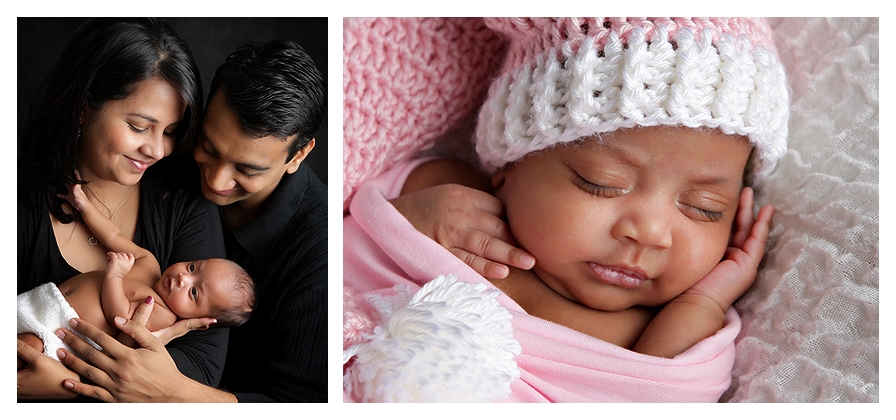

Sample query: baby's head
[154,258,256,326]
[477,18,788,311]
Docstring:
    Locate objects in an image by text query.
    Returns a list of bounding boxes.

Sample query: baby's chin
[552,278,679,312]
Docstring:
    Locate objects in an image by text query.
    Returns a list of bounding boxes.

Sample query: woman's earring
[77,127,81,140]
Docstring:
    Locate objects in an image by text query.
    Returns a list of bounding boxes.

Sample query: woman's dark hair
[19,18,203,223]
[207,39,326,161]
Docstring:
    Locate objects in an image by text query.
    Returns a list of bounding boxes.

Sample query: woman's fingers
[61,377,115,402]
[131,296,154,327]
[55,321,117,383]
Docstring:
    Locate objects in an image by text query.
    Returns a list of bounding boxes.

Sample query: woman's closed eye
[128,123,149,134]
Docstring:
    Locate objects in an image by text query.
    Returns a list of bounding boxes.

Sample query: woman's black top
[18,166,230,388]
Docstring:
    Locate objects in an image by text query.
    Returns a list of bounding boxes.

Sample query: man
[53,40,327,402]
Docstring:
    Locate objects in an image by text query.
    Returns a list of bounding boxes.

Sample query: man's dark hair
[207,39,326,161]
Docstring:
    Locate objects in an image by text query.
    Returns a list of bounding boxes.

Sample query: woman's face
[79,76,185,186]
[494,126,751,311]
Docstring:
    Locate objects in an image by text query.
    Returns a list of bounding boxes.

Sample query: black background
[17,17,329,185]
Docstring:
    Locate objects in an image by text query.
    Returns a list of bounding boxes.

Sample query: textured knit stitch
[476,17,789,185]
[343,18,506,211]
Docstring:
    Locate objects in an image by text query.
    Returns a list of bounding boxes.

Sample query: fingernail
[495,266,509,277]
[69,318,79,328]
[520,255,536,268]
[57,348,66,359]
[56,329,65,339]
[115,316,126,325]
[145,296,153,305]
[64,380,74,389]
[210,319,217,325]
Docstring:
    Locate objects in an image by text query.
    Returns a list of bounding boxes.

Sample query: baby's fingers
[451,248,511,279]
[731,187,756,249]
[740,205,775,261]
[456,229,535,272]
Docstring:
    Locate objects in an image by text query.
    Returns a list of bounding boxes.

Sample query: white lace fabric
[721,17,879,402]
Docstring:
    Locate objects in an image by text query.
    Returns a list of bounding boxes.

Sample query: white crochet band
[475,25,789,184]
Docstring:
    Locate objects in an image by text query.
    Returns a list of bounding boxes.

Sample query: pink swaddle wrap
[343,158,740,402]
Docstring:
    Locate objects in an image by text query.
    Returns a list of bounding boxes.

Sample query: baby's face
[494,126,751,311]
[154,258,236,319]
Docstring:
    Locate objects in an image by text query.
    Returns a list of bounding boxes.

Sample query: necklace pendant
[88,236,98,246]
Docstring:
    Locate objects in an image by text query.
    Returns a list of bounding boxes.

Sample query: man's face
[194,92,313,212]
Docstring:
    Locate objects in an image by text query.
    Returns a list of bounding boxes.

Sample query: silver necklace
[83,184,133,246]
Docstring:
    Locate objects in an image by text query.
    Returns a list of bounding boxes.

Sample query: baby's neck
[491,267,658,349]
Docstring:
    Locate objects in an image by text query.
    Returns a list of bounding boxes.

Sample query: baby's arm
[61,182,161,279]
[64,183,150,260]
[102,251,137,328]
[633,188,775,358]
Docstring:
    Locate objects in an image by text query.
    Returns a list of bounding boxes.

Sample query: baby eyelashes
[572,175,728,223]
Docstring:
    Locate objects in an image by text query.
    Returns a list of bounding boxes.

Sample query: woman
[17,18,228,400]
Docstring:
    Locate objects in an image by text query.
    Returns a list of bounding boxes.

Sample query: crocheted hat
[475,18,789,185]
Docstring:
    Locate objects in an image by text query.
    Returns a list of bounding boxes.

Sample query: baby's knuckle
[473,233,492,253]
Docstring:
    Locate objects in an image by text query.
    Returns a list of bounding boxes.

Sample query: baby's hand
[56,170,93,213]
[389,184,535,279]
[106,251,136,278]
[677,187,775,316]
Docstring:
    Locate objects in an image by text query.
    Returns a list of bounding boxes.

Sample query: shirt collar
[226,165,310,264]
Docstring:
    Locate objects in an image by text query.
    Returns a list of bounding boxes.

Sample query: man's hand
[153,317,217,345]
[390,183,535,279]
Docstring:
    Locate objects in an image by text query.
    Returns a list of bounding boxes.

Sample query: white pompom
[344,274,521,402]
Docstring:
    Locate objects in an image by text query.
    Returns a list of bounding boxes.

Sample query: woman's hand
[110,295,217,347]
[17,338,80,400]
[389,183,535,279]
[54,297,192,402]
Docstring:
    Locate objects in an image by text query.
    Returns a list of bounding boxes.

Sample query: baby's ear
[491,169,507,192]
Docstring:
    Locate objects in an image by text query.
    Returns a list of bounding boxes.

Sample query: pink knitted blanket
[343,158,740,402]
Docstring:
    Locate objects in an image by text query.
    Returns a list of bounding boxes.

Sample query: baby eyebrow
[689,175,743,190]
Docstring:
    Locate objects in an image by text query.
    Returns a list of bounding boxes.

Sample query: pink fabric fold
[343,158,740,402]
